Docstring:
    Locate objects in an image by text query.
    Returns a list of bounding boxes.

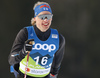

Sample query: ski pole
[24,41,34,78]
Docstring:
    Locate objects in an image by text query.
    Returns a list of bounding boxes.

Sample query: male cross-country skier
[8,1,65,78]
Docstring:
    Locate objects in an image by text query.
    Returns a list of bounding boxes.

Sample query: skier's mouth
[42,23,49,26]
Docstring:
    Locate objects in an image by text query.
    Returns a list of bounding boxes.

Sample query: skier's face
[34,11,52,32]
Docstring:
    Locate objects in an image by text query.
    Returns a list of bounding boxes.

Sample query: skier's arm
[8,28,28,65]
[50,34,65,75]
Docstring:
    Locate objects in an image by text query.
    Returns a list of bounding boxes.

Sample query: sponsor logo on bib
[32,43,56,52]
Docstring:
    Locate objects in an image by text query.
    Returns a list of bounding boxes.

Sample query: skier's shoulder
[59,34,65,46]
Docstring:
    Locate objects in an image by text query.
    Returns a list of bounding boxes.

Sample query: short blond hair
[31,1,50,26]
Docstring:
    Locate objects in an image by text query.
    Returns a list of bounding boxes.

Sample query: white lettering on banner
[32,43,56,52]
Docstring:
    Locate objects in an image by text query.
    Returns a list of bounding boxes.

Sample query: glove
[23,39,34,53]
[50,74,58,78]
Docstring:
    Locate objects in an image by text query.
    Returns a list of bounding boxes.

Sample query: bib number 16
[34,56,48,65]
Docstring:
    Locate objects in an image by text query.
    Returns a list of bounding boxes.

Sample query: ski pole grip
[29,41,34,45]
[26,39,35,53]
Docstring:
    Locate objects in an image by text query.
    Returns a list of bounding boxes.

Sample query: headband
[34,4,52,17]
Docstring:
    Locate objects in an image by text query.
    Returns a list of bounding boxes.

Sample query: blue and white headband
[34,4,52,17]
